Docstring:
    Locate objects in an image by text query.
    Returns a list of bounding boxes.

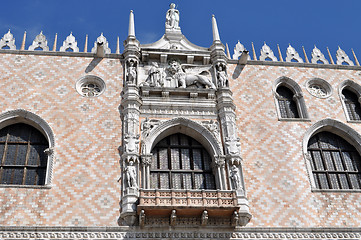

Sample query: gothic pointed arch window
[274,77,308,120]
[342,88,361,121]
[0,123,49,185]
[150,133,216,190]
[307,131,361,189]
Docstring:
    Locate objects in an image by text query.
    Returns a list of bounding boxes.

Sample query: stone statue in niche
[225,137,241,155]
[170,209,177,226]
[230,165,242,190]
[125,159,138,189]
[123,134,140,153]
[201,210,208,226]
[165,59,216,89]
[165,3,180,30]
[145,62,163,87]
[126,60,137,85]
[216,63,229,87]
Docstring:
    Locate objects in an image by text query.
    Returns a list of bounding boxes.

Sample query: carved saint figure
[216,63,228,88]
[127,60,137,84]
[230,165,241,190]
[141,118,152,137]
[147,62,163,87]
[125,160,137,188]
[166,3,180,29]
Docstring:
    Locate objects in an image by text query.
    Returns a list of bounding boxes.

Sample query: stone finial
[259,42,277,61]
[116,36,120,54]
[28,31,49,51]
[233,41,250,60]
[226,43,231,58]
[326,47,335,64]
[251,42,257,60]
[277,44,283,62]
[352,48,360,66]
[285,44,303,63]
[311,46,329,64]
[336,46,354,66]
[0,30,16,50]
[212,14,220,42]
[302,46,309,63]
[52,33,57,51]
[20,31,26,50]
[60,32,79,52]
[128,10,135,37]
[84,34,88,52]
[91,33,111,55]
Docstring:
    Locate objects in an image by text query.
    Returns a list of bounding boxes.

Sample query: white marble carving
[311,46,329,64]
[285,44,303,63]
[125,159,138,189]
[91,33,111,54]
[201,210,209,226]
[126,60,137,85]
[259,42,277,61]
[165,3,180,30]
[216,63,229,88]
[59,32,79,52]
[225,137,241,155]
[165,59,216,89]
[230,165,242,190]
[336,47,354,66]
[0,30,16,50]
[232,41,251,60]
[123,134,140,153]
[28,31,49,51]
[145,62,163,87]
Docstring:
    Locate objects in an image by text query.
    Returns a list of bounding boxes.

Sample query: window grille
[150,133,215,189]
[308,131,361,189]
[276,86,299,118]
[342,88,361,121]
[0,123,48,185]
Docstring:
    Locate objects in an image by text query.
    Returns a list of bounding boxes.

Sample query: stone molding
[1,227,361,239]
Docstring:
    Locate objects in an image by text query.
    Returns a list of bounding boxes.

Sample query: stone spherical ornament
[76,75,106,97]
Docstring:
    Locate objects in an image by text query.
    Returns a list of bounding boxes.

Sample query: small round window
[76,75,105,97]
[306,78,332,98]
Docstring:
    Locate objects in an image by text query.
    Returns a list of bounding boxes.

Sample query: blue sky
[0,0,360,61]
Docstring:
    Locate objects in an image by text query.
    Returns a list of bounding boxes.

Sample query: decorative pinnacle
[128,10,135,37]
[211,14,220,42]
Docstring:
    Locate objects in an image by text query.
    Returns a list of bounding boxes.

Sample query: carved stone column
[119,10,142,226]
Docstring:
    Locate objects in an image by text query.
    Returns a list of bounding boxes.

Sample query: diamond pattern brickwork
[229,63,361,227]
[0,53,123,226]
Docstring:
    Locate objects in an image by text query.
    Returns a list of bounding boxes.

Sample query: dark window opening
[276,85,299,118]
[342,88,361,121]
[0,123,48,185]
[308,131,361,190]
[150,133,216,190]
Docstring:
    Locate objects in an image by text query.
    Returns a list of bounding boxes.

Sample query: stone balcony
[137,189,239,218]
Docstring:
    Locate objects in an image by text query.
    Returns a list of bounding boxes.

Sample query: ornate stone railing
[138,189,237,208]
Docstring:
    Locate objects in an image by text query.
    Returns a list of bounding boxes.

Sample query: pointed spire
[302,46,309,63]
[20,31,26,50]
[116,36,120,54]
[128,10,135,37]
[277,44,284,62]
[52,33,57,51]
[84,34,88,53]
[251,42,257,61]
[352,48,360,66]
[326,47,334,64]
[211,14,220,42]
[226,43,231,58]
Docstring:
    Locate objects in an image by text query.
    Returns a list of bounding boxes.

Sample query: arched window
[276,85,300,118]
[342,88,361,121]
[307,131,361,189]
[150,133,216,190]
[0,123,49,185]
